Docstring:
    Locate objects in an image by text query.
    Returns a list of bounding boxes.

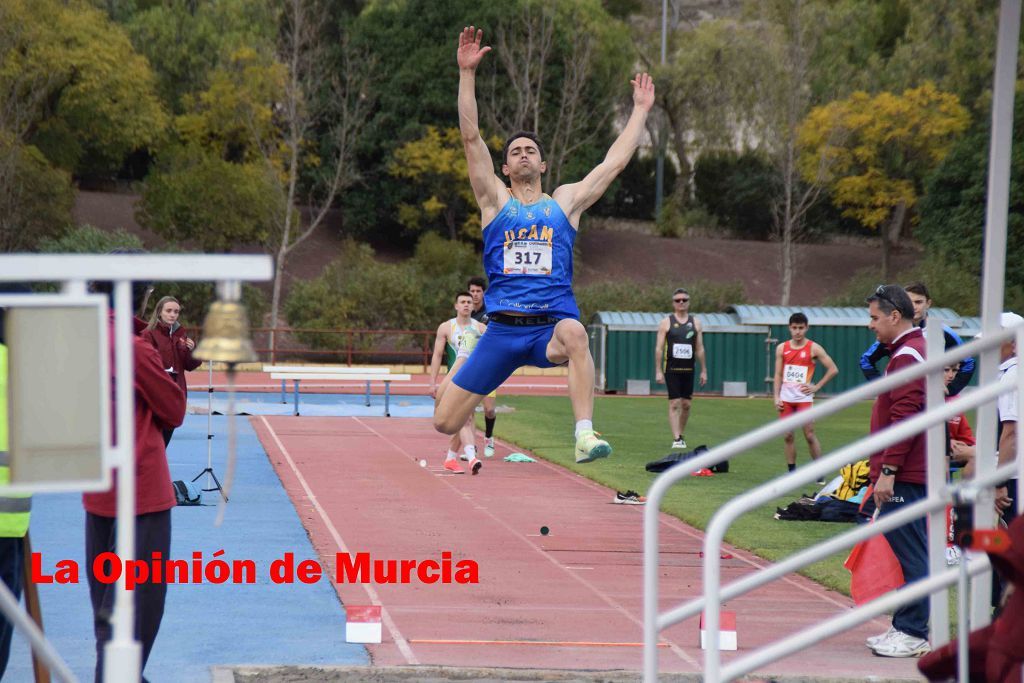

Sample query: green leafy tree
[917,94,1024,314]
[388,127,501,241]
[1,0,167,176]
[0,139,75,251]
[798,82,970,279]
[138,146,279,251]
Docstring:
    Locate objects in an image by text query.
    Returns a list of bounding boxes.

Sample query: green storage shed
[588,311,770,394]
[727,305,968,394]
[589,306,973,396]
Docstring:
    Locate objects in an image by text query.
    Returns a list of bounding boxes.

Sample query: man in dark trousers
[85,281,185,682]
[863,284,931,658]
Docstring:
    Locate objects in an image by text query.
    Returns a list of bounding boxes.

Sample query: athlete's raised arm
[457,26,506,225]
[553,72,655,226]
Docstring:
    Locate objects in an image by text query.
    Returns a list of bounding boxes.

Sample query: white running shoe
[871,630,931,658]
[671,438,686,450]
[865,625,896,649]
[484,438,495,458]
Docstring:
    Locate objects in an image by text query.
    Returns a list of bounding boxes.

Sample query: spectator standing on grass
[772,312,838,483]
[654,288,707,450]
[142,295,201,447]
[863,284,931,658]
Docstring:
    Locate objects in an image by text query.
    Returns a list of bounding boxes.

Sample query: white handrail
[643,323,1022,682]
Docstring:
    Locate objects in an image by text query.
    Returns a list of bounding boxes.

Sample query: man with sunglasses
[864,284,931,658]
[655,288,707,449]
[860,282,974,396]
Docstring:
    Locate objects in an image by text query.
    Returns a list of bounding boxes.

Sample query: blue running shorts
[451,321,560,395]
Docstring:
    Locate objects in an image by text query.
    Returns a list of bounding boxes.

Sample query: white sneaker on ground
[484,438,495,458]
[671,438,686,450]
[865,625,896,649]
[871,630,931,658]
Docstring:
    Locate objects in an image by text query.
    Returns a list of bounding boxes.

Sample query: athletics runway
[253,413,922,679]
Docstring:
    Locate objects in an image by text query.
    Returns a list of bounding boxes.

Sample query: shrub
[694,150,779,240]
[576,278,746,322]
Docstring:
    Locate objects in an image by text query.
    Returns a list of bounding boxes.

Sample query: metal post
[925,317,949,647]
[654,0,668,219]
[293,379,300,416]
[105,280,141,683]
[972,0,1021,627]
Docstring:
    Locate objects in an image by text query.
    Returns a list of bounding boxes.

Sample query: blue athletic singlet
[481,194,579,320]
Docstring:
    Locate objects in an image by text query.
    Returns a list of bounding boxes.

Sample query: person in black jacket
[860,282,974,395]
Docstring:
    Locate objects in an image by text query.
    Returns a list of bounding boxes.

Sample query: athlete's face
[502,137,546,182]
[943,364,959,388]
[454,296,473,317]
[788,323,807,342]
[468,285,484,306]
[672,293,689,311]
[907,292,930,324]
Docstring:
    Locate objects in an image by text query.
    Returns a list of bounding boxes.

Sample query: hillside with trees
[3,0,1022,332]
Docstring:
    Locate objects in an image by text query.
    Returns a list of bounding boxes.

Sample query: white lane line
[257,415,419,665]
[350,417,699,667]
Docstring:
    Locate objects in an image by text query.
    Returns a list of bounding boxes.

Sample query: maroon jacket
[83,315,186,517]
[869,327,927,485]
[141,321,201,395]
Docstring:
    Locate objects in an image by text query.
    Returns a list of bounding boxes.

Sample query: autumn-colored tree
[388,127,502,241]
[797,82,969,278]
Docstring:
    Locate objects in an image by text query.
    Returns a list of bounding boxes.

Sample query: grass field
[481,394,878,594]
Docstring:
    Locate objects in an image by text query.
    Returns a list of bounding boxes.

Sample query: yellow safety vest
[0,342,31,537]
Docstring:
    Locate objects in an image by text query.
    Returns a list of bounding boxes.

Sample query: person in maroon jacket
[863,284,932,658]
[141,296,200,447]
[85,282,186,683]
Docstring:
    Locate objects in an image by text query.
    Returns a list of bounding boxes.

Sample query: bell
[193,300,258,364]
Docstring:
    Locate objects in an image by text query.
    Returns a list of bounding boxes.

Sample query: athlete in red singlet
[772,312,839,480]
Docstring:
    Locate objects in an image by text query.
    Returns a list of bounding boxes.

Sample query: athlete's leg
[668,398,682,440]
[544,319,610,463]
[482,393,497,457]
[677,398,693,438]
[545,319,595,422]
[803,422,822,461]
[434,380,484,435]
[783,431,797,466]
[459,414,477,460]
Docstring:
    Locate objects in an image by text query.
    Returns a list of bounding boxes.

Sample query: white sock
[446,450,458,461]
[575,419,593,438]
[464,445,477,460]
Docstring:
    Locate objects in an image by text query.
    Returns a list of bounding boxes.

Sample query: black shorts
[664,371,694,400]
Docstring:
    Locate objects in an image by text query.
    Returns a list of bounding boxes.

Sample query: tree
[388,127,501,241]
[798,82,969,279]
[1,0,167,176]
[652,19,775,207]
[917,93,1024,313]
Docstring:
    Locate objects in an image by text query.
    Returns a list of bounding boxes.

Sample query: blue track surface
[6,411,369,682]
[196,390,436,418]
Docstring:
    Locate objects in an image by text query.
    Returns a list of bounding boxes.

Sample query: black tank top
[664,315,697,373]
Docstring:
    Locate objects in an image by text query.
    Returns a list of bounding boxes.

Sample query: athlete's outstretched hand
[457,25,491,71]
[631,72,655,112]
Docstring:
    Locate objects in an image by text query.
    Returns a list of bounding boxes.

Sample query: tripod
[192,364,228,501]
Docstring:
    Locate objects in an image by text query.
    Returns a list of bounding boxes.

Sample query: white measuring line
[257,415,418,664]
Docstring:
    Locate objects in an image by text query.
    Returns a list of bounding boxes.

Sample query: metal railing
[642,324,1024,681]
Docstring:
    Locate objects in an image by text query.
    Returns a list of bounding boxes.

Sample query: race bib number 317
[504,241,552,275]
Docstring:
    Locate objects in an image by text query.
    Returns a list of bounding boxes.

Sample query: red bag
[844,521,905,605]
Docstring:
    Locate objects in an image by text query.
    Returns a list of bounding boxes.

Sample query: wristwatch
[881,466,898,477]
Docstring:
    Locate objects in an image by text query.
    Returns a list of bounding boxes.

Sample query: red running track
[252,414,921,679]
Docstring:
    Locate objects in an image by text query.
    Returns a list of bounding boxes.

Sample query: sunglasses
[873,285,900,312]
[673,297,690,303]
